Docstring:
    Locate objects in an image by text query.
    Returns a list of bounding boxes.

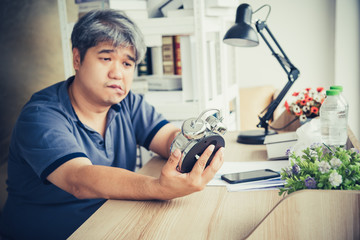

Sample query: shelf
[58,0,241,128]
[135,17,195,37]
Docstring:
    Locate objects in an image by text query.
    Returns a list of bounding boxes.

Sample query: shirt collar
[59,76,78,122]
[58,76,122,122]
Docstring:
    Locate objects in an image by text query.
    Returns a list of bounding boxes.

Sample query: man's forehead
[94,42,135,56]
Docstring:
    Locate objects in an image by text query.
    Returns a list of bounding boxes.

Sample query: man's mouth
[108,84,125,95]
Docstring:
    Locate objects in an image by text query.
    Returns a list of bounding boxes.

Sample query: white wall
[334,0,360,139]
[230,0,359,139]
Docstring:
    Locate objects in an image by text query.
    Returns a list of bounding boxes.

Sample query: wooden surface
[68,184,285,240]
[69,130,360,240]
[247,190,360,240]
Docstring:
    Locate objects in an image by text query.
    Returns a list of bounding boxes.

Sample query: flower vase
[300,117,313,126]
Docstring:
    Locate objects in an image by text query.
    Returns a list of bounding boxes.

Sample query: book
[151,47,163,75]
[167,9,193,18]
[173,36,182,75]
[264,132,298,160]
[147,75,182,91]
[159,0,184,17]
[205,7,237,17]
[131,78,148,95]
[162,36,175,75]
[167,8,236,18]
[182,0,239,9]
[123,9,149,20]
[75,0,102,3]
[109,0,147,10]
[77,1,109,13]
[205,0,240,8]
[137,47,152,76]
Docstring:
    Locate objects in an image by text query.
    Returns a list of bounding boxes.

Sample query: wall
[0,0,65,166]
[231,0,359,139]
[233,0,335,89]
[334,0,360,139]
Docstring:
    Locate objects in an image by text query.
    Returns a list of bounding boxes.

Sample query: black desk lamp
[223,3,300,144]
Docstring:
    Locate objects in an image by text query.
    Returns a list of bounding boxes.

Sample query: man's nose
[109,62,123,80]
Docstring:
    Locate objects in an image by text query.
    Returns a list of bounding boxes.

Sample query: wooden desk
[69,132,360,240]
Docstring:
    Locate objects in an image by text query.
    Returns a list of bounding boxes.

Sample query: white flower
[302,106,310,112]
[318,161,331,173]
[329,171,343,187]
[309,149,318,158]
[293,105,301,113]
[299,114,307,122]
[309,89,317,96]
[314,95,322,103]
[330,157,342,169]
[300,90,307,96]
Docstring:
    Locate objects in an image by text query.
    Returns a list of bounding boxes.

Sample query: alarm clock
[170,109,227,173]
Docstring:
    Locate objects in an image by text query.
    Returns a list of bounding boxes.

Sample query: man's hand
[155,144,224,200]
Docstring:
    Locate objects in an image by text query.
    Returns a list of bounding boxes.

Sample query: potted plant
[279,144,360,196]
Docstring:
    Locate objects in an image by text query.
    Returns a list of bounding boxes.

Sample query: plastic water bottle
[330,85,349,115]
[320,89,348,147]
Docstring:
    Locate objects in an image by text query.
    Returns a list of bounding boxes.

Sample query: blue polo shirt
[0,76,168,240]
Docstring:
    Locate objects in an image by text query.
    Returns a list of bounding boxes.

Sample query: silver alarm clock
[170,109,227,173]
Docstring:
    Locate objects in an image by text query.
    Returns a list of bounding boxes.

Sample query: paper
[226,177,286,192]
[208,161,289,192]
[264,132,298,160]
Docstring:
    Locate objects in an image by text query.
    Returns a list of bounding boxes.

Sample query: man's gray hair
[71,9,146,65]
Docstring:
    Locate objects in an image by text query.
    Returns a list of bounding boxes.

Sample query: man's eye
[101,58,111,61]
[124,62,133,67]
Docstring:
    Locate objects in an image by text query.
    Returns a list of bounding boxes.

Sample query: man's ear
[73,48,81,71]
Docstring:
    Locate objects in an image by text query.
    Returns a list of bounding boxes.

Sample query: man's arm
[47,144,224,201]
[148,123,180,159]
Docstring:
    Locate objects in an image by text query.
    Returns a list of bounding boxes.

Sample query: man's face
[73,42,136,108]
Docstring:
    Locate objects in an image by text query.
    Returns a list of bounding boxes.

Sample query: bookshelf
[57,0,240,130]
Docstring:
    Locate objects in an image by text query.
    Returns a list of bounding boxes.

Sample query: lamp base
[237,129,277,145]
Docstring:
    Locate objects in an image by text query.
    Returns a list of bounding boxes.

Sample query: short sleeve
[12,104,87,182]
[124,92,169,149]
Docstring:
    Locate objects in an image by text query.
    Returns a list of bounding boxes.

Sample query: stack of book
[109,0,148,20]
[75,0,149,19]
[136,35,184,91]
[75,0,109,18]
[166,0,239,18]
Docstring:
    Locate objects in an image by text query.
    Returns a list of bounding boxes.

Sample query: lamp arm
[254,20,300,130]
[257,81,294,129]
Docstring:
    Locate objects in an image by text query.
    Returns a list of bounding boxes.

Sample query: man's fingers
[163,149,182,173]
[191,144,215,176]
[202,147,224,182]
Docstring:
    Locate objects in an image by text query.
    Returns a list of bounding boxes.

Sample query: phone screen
[221,169,280,184]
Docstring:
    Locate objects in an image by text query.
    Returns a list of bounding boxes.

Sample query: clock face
[178,134,225,173]
[170,108,227,173]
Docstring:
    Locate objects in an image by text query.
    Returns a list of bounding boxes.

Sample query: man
[0,9,224,239]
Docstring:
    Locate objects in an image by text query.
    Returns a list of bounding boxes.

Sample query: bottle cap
[330,85,343,92]
[326,89,340,96]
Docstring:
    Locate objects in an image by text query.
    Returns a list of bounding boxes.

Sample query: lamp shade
[223,4,259,47]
